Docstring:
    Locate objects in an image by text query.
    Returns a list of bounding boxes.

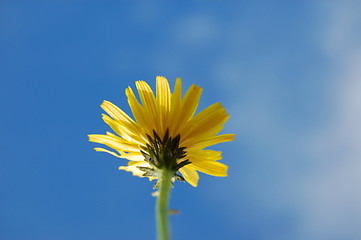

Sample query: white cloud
[203,3,361,239]
[173,14,220,47]
[294,3,361,239]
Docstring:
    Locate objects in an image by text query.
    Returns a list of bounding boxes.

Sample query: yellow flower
[88,76,235,187]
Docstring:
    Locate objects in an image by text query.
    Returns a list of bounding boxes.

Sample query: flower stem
[156,169,172,240]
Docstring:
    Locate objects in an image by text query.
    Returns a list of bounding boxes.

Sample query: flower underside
[139,129,191,188]
[88,76,235,187]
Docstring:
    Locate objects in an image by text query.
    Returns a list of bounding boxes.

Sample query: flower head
[88,76,235,187]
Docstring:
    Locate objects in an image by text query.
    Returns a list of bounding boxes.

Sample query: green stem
[156,169,172,240]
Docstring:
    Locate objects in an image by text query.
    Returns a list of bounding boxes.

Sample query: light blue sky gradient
[1,2,361,240]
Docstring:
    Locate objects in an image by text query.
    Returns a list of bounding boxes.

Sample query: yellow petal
[94,147,121,158]
[135,81,159,132]
[174,84,202,135]
[94,148,144,161]
[169,77,182,136]
[105,131,117,137]
[88,134,140,152]
[120,153,145,161]
[181,103,229,144]
[186,134,236,150]
[156,76,171,137]
[179,165,199,187]
[119,161,155,180]
[186,149,223,161]
[181,84,202,121]
[101,100,140,135]
[191,161,228,177]
[101,114,143,144]
[125,87,151,134]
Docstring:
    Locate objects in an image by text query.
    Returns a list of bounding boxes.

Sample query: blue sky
[1,2,361,240]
